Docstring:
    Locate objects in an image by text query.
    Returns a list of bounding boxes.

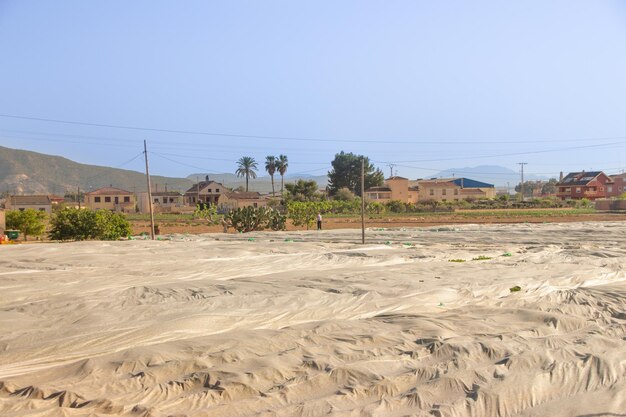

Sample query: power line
[3,113,626,144]
[372,140,626,165]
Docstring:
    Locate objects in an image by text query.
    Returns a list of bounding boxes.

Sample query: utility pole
[518,162,527,201]
[361,158,365,244]
[387,163,395,178]
[77,186,81,209]
[144,140,155,240]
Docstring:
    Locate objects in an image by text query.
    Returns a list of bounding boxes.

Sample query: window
[124,196,130,203]
[454,189,459,195]
[19,208,25,211]
[442,189,447,196]
[608,185,613,193]
[429,189,434,196]
[154,198,159,203]
[95,197,101,203]
[216,189,220,192]
[105,197,111,202]
[207,189,212,193]
[253,203,258,207]
[576,187,581,193]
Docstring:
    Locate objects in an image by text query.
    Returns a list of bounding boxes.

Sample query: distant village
[2,170,625,218]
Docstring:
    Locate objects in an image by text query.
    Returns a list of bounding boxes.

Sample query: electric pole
[361,158,365,244]
[387,163,396,178]
[144,140,155,240]
[518,162,527,201]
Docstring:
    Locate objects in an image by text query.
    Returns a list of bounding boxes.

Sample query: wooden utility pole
[144,140,155,240]
[361,158,365,244]
[77,186,81,209]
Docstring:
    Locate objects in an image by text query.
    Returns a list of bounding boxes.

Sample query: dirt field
[132,210,626,235]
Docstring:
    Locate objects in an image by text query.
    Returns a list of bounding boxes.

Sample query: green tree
[6,209,47,241]
[287,201,331,230]
[265,155,277,196]
[327,151,384,197]
[276,154,289,193]
[284,179,320,201]
[541,178,558,195]
[235,156,258,192]
[333,187,356,201]
[49,208,131,241]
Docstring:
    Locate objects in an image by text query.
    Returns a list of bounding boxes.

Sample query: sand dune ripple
[0,222,625,416]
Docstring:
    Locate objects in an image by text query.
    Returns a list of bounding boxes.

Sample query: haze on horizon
[1,1,626,182]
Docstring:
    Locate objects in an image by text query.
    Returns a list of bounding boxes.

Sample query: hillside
[0,146,193,195]
[0,146,329,195]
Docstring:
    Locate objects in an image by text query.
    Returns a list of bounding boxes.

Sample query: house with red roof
[556,171,614,200]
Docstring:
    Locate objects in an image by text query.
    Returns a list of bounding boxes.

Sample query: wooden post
[144,140,155,240]
[361,158,365,244]
[77,186,81,209]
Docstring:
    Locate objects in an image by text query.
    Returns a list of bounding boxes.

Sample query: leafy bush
[6,209,47,241]
[334,187,357,201]
[385,200,407,213]
[225,206,286,233]
[287,201,330,229]
[49,208,131,241]
[367,201,386,215]
[194,204,218,223]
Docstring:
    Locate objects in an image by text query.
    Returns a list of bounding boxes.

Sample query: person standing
[317,213,322,230]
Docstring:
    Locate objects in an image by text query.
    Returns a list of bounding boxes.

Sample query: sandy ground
[0,222,625,416]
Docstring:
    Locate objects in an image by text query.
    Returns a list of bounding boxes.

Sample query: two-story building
[365,177,495,203]
[415,178,496,202]
[365,176,419,204]
[609,173,626,197]
[556,171,614,200]
[184,178,228,206]
[5,195,53,213]
[85,187,136,212]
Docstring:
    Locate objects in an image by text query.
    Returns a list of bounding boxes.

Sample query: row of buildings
[3,177,269,214]
[4,171,626,214]
[364,171,626,204]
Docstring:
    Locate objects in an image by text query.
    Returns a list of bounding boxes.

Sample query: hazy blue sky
[1,1,626,182]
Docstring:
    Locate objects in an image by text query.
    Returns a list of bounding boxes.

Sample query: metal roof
[451,178,495,188]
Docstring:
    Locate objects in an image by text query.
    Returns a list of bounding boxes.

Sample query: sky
[1,0,626,184]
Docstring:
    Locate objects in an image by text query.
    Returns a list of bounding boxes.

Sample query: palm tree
[235,156,258,192]
[276,154,288,193]
[265,156,277,196]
